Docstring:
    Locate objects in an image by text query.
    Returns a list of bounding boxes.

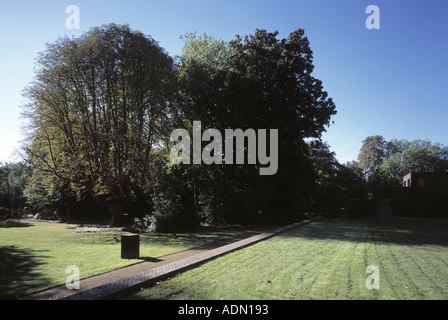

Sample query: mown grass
[0,220,266,299]
[121,217,448,300]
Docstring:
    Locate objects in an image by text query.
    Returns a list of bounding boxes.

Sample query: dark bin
[121,233,139,259]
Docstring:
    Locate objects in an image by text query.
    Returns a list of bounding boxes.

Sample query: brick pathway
[19,216,321,300]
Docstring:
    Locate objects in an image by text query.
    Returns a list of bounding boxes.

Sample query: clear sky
[1,0,447,164]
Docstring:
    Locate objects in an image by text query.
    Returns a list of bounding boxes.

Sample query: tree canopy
[381,138,448,183]
[172,28,337,224]
[20,23,448,228]
[21,24,176,225]
[20,24,339,228]
[356,135,448,191]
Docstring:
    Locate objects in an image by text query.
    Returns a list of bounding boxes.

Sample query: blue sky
[0,0,447,164]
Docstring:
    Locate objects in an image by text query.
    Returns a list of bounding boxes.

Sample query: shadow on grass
[138,226,267,249]
[0,246,51,300]
[0,220,34,228]
[277,217,448,247]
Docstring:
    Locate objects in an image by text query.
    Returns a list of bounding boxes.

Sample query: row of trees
[15,23,448,230]
[283,135,448,209]
[357,135,448,190]
[19,23,338,229]
[5,134,447,222]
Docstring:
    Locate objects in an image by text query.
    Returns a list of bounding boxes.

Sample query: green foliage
[381,138,448,183]
[337,161,369,200]
[175,28,337,221]
[148,167,200,232]
[21,24,176,225]
[20,25,338,228]
[308,140,368,208]
[18,21,448,233]
[357,135,386,184]
[149,189,199,233]
[196,167,260,225]
[178,32,232,72]
[356,135,448,191]
[0,162,29,209]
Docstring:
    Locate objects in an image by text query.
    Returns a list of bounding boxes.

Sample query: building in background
[403,172,448,188]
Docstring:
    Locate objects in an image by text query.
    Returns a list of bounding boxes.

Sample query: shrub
[33,208,61,220]
[148,190,199,233]
[126,216,152,233]
[197,185,258,226]
[0,207,9,220]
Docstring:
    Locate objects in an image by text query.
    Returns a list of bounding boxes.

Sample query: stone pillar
[121,234,140,259]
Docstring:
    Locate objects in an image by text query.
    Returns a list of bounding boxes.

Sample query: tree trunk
[65,202,72,221]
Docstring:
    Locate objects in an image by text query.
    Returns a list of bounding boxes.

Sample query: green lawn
[0,220,266,299]
[121,217,448,300]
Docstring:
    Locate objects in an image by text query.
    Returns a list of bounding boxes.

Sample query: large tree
[357,135,387,189]
[226,29,336,214]
[21,24,176,225]
[175,29,336,220]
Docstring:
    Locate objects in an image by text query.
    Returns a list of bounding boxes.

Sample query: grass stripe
[122,217,448,300]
